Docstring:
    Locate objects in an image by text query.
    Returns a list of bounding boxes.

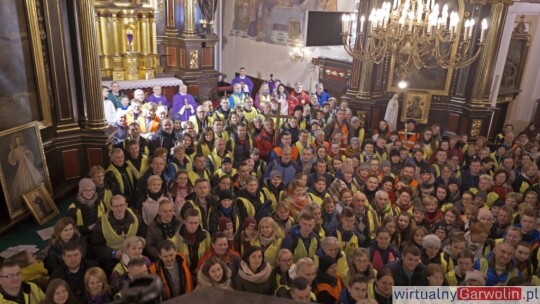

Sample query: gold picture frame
[22,183,59,225]
[387,0,464,96]
[0,122,52,219]
[0,0,52,130]
[401,91,432,124]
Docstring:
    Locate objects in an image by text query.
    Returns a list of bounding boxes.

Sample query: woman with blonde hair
[109,236,151,291]
[348,248,377,284]
[251,217,284,267]
[283,180,311,220]
[83,267,111,304]
[196,257,233,290]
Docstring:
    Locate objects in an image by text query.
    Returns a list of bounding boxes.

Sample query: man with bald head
[352,191,378,242]
[474,242,522,285]
[264,145,300,187]
[149,119,178,155]
[172,84,197,121]
[189,105,211,134]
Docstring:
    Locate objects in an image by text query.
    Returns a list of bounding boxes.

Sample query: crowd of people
[1,68,540,304]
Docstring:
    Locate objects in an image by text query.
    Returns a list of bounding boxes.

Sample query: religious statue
[384,93,399,131]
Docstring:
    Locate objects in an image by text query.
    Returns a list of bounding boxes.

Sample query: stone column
[76,0,108,130]
[470,0,512,104]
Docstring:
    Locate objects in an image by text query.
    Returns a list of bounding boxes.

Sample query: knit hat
[422,234,442,249]
[420,165,431,174]
[218,190,234,202]
[477,208,493,220]
[475,190,487,201]
[310,119,320,126]
[269,170,282,180]
[242,246,263,262]
[359,163,370,171]
[432,225,447,235]
[318,255,337,273]
[389,149,400,158]
[321,102,330,107]
[351,116,360,124]
[464,271,486,286]
[79,178,95,192]
[222,157,232,164]
[381,160,391,168]
[406,118,417,125]
[243,217,257,230]
[217,217,232,232]
[448,177,460,186]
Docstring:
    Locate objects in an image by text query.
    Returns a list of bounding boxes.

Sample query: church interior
[0,0,540,302]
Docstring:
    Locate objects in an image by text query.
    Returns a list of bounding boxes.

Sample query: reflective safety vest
[178,231,211,269]
[187,169,211,188]
[445,270,461,286]
[309,192,330,206]
[252,238,282,267]
[0,282,45,304]
[262,187,283,211]
[316,274,344,303]
[106,164,134,194]
[126,155,149,180]
[336,230,360,258]
[68,201,106,227]
[102,208,139,250]
[469,188,500,208]
[102,187,114,210]
[314,253,349,285]
[292,236,319,262]
[440,252,456,273]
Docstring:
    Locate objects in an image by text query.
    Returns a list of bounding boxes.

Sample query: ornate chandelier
[341,0,488,80]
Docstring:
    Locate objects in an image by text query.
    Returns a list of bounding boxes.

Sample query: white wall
[491,3,540,130]
[220,0,356,91]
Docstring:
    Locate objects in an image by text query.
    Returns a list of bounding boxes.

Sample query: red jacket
[287,91,310,115]
[256,128,275,162]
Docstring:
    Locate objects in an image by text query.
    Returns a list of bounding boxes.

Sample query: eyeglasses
[0,272,22,279]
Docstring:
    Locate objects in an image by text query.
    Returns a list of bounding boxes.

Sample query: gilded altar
[94,0,161,80]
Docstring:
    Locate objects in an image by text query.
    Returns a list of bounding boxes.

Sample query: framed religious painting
[0,122,52,219]
[499,16,530,95]
[0,0,52,131]
[22,183,58,225]
[401,91,432,124]
[387,0,464,96]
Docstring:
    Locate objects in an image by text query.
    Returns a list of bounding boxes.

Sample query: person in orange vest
[148,240,193,300]
[315,255,344,304]
[399,119,420,149]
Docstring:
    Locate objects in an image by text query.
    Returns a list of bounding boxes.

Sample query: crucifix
[119,230,127,242]
[265,103,294,144]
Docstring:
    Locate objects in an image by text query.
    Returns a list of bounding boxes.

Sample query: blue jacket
[474,255,522,286]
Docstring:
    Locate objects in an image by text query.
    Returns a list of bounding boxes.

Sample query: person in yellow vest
[67,178,106,240]
[474,242,523,285]
[445,251,476,286]
[251,217,284,267]
[124,139,149,182]
[189,105,213,135]
[315,255,344,304]
[261,170,285,211]
[440,233,467,274]
[178,208,212,279]
[0,260,45,304]
[207,137,232,173]
[89,165,114,210]
[106,148,136,206]
[144,199,181,261]
[469,174,500,207]
[308,176,330,206]
[314,237,349,285]
[281,212,321,262]
[109,236,152,291]
[329,207,362,258]
[187,154,212,187]
[90,195,140,274]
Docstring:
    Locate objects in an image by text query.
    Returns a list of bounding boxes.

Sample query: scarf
[287,195,310,212]
[159,218,178,239]
[258,234,275,247]
[219,205,234,217]
[464,231,483,259]
[77,192,97,208]
[238,260,272,283]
